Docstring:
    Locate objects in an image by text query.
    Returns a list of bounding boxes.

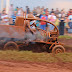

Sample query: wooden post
[1,0,4,11]
[6,0,10,14]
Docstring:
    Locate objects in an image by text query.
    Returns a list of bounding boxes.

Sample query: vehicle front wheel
[52,45,65,54]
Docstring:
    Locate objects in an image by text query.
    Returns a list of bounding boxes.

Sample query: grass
[56,53,72,62]
[0,50,57,63]
[0,50,72,63]
[58,35,72,39]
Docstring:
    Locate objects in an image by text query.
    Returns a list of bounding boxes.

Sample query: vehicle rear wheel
[52,45,65,54]
[4,41,19,50]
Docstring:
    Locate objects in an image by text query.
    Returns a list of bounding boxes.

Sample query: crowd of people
[0,4,72,35]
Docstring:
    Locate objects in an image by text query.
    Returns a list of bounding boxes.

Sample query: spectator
[45,11,49,17]
[41,6,46,11]
[40,12,47,30]
[62,8,66,14]
[9,4,14,18]
[17,7,24,16]
[50,8,55,13]
[1,10,9,25]
[39,11,43,18]
[64,15,70,33]
[59,10,65,18]
[68,12,72,29]
[48,12,56,30]
[55,8,60,15]
[45,11,49,30]
[59,15,65,35]
[36,6,41,14]
[15,7,19,12]
[32,8,37,16]
[11,11,18,25]
[26,6,30,14]
[45,8,49,12]
[68,9,72,16]
[48,12,56,23]
[55,15,60,29]
[35,14,40,28]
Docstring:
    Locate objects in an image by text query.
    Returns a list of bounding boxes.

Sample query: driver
[24,13,35,34]
[24,13,36,41]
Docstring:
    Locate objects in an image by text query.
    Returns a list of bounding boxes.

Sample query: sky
[0,0,72,11]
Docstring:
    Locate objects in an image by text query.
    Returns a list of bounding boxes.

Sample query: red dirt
[58,39,72,52]
[0,61,72,72]
[58,39,72,46]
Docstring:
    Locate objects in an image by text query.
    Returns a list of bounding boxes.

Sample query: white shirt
[48,15,56,20]
[68,15,72,20]
[1,14,9,25]
[1,14,9,22]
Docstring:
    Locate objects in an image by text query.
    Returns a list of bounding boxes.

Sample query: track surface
[0,61,72,72]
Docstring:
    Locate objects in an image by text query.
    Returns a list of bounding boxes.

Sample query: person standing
[50,8,55,14]
[64,16,70,33]
[45,11,49,31]
[1,10,9,25]
[55,8,60,15]
[55,15,60,29]
[58,10,65,18]
[15,7,19,12]
[36,6,41,14]
[32,8,37,16]
[59,15,65,35]
[68,9,72,16]
[35,14,40,28]
[40,12,47,30]
[26,6,30,14]
[68,12,72,29]
[48,12,56,31]
[9,4,14,18]
[17,7,24,16]
[10,11,18,25]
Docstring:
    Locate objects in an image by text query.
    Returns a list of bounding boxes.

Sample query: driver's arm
[26,20,35,34]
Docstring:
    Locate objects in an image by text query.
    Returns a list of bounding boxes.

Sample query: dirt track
[0,61,72,72]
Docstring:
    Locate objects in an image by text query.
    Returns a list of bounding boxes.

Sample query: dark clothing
[39,14,42,18]
[68,22,72,29]
[26,8,30,14]
[50,11,55,14]
[59,20,65,35]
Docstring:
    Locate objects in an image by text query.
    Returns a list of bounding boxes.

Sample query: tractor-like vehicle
[0,15,65,54]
